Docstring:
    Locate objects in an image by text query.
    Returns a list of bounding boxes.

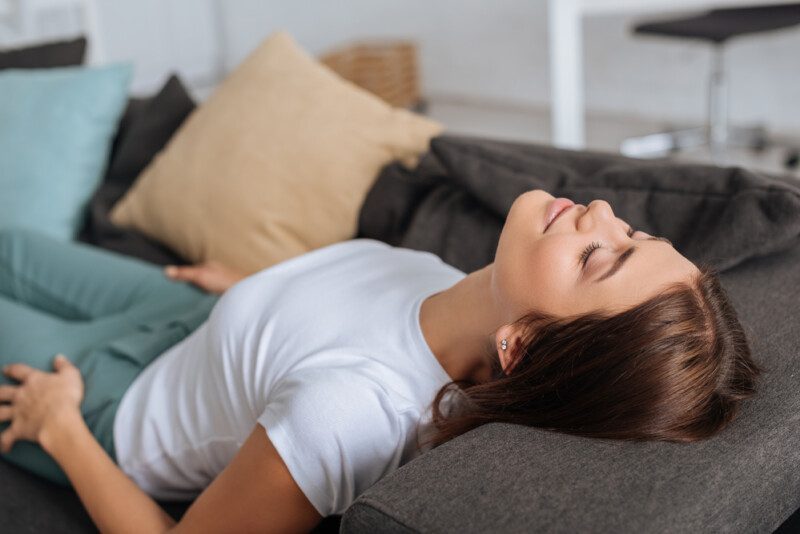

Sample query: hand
[0,354,84,453]
[164,261,246,295]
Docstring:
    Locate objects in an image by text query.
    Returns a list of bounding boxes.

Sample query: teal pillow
[0,64,132,239]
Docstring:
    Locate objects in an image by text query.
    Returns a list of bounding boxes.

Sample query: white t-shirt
[112,239,466,516]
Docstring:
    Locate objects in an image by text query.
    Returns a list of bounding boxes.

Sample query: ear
[495,324,521,375]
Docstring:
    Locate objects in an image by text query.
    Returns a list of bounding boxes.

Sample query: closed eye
[588,236,674,282]
[581,226,633,268]
[580,241,602,267]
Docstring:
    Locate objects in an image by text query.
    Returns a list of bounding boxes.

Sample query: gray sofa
[1,124,798,531]
[341,136,800,533]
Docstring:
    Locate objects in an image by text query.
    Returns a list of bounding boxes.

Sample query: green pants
[0,228,218,486]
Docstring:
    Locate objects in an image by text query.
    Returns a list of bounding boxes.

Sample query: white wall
[583,12,800,134]
[4,0,799,135]
[215,0,800,135]
[93,0,220,92]
[213,0,550,108]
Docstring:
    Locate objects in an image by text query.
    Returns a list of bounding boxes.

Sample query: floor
[426,98,800,180]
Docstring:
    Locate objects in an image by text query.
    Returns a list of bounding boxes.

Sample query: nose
[587,199,615,221]
[577,199,614,231]
[580,199,631,240]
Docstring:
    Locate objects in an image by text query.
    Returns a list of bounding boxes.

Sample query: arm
[40,409,178,533]
[42,418,321,534]
[1,355,321,534]
[171,423,322,533]
[1,356,177,533]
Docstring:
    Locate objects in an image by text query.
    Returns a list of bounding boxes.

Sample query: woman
[0,190,761,533]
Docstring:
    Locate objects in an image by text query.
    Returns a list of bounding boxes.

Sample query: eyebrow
[595,236,671,283]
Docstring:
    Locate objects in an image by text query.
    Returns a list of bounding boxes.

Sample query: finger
[0,384,17,402]
[195,269,213,286]
[0,405,12,422]
[0,427,16,454]
[3,363,35,382]
[52,353,74,372]
[165,265,199,282]
[164,265,191,278]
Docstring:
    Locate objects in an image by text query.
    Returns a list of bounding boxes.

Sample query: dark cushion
[0,37,86,69]
[77,74,195,265]
[359,135,800,273]
[346,135,800,532]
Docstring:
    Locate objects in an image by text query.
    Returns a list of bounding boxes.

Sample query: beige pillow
[110,31,442,275]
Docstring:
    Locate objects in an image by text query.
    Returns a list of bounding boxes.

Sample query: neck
[419,264,503,384]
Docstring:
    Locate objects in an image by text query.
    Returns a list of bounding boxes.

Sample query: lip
[543,198,575,233]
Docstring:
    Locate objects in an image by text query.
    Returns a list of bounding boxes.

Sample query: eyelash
[580,227,635,267]
[579,241,602,266]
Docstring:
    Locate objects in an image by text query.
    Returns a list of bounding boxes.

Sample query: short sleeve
[257,370,406,516]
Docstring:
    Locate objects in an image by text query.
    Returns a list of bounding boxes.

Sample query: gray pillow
[358,135,800,273]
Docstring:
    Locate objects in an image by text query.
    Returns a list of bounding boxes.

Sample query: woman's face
[492,190,699,321]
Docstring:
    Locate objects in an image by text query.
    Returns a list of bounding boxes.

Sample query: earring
[501,339,507,351]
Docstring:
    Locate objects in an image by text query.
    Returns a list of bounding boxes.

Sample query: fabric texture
[0,64,132,240]
[343,135,800,533]
[109,31,443,275]
[358,135,800,273]
[78,74,195,265]
[0,37,87,69]
[0,228,217,486]
[113,239,463,515]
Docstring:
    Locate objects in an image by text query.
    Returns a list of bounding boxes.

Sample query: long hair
[427,265,764,448]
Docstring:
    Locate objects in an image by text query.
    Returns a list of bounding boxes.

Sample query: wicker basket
[320,40,421,109]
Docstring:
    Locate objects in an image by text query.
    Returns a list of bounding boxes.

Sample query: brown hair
[427,265,764,448]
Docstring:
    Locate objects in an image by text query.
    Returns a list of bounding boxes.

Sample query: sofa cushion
[359,135,800,272]
[0,37,86,69]
[0,64,132,240]
[346,135,800,532]
[108,31,443,275]
[78,75,195,265]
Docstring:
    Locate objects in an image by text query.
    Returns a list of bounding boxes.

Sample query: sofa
[343,136,800,533]
[4,127,800,532]
[1,42,799,534]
